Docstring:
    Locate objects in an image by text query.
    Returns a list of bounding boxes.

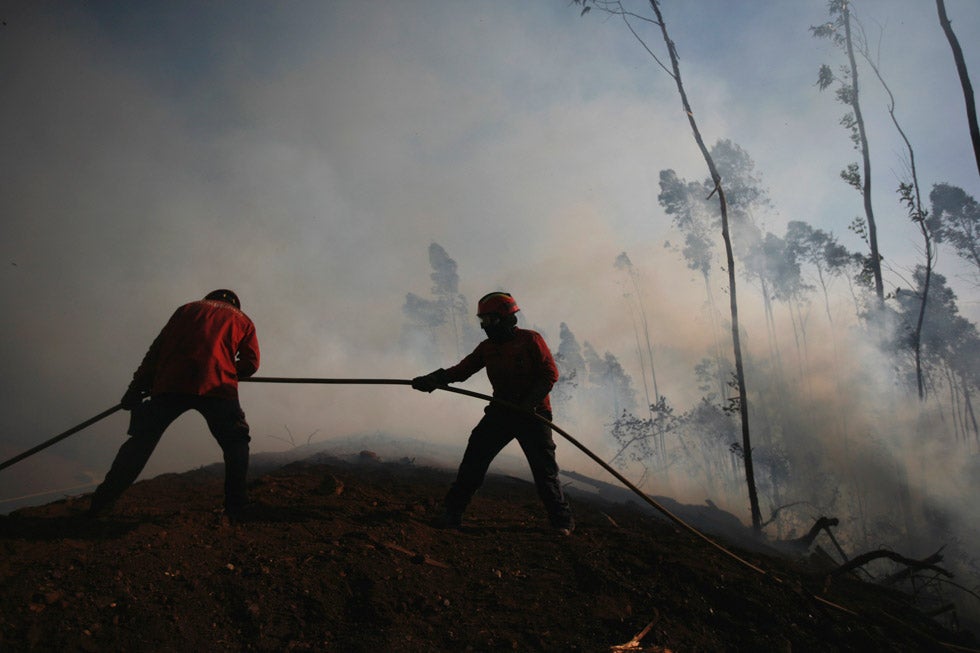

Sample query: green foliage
[613,251,632,271]
[658,169,715,275]
[848,215,868,243]
[659,140,773,277]
[709,139,772,222]
[722,373,741,417]
[928,183,980,275]
[892,269,980,390]
[839,111,860,147]
[816,63,835,90]
[428,243,459,296]
[740,231,811,302]
[402,243,478,362]
[785,221,854,276]
[552,323,637,420]
[841,163,862,192]
[898,182,927,224]
[403,292,444,328]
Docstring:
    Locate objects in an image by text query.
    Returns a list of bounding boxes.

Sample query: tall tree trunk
[936,0,980,178]
[855,23,933,400]
[648,0,762,531]
[843,3,884,303]
[943,362,965,442]
[702,272,728,401]
[961,375,980,442]
[624,292,659,459]
[628,265,661,403]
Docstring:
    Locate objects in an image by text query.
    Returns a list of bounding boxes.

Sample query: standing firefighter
[88,289,259,521]
[412,292,575,535]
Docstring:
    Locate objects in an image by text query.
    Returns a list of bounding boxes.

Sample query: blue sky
[2,1,978,511]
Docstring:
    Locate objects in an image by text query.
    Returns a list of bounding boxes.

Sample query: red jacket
[130,299,260,399]
[443,328,559,412]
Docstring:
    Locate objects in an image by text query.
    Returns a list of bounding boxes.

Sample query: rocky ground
[0,452,976,652]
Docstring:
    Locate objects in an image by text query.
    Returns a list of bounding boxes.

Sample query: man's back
[144,299,259,398]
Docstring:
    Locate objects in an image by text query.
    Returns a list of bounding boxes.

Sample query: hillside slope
[0,455,975,652]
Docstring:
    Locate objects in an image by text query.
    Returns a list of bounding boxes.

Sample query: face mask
[479,314,500,329]
[481,317,514,342]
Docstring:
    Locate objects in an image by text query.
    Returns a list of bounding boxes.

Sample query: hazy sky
[2,1,979,511]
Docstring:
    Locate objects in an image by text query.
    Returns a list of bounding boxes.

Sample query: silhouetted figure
[88,289,259,520]
[412,292,574,535]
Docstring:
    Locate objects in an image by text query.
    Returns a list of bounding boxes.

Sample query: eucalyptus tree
[552,322,586,411]
[427,242,475,358]
[402,292,445,364]
[575,0,762,530]
[663,141,794,400]
[929,183,980,279]
[850,15,935,399]
[812,0,884,304]
[659,169,728,401]
[614,252,663,458]
[582,341,637,421]
[705,141,805,375]
[852,14,939,398]
[402,242,475,363]
[614,251,660,403]
[893,269,979,438]
[750,231,812,381]
[784,221,856,329]
[936,0,980,178]
[898,182,934,400]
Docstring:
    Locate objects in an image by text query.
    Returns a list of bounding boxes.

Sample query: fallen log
[830,548,952,579]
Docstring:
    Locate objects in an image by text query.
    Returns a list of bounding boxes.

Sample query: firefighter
[412,292,575,535]
[87,289,259,521]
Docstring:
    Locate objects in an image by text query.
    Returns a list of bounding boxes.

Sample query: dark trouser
[90,394,251,515]
[445,406,573,529]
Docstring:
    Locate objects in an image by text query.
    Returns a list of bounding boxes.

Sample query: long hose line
[3,376,976,648]
[0,376,763,575]
[238,376,771,577]
[0,404,124,473]
[244,377,980,651]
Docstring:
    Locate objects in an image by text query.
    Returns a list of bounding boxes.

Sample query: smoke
[2,7,979,629]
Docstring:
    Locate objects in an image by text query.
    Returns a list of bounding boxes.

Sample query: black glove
[120,386,148,410]
[411,375,439,393]
[411,369,447,393]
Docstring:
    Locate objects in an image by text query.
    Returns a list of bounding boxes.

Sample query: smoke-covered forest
[400,2,980,627]
[2,0,979,639]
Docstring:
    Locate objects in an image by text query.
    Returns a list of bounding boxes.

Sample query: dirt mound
[0,456,974,652]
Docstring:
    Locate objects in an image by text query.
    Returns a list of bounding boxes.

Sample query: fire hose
[1,376,976,649]
[0,404,124,473]
[243,376,770,574]
[0,376,764,574]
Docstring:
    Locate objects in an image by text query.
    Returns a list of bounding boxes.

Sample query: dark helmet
[204,289,241,309]
[476,292,519,317]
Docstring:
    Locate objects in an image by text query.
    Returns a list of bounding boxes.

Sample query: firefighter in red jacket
[412,292,575,535]
[88,289,260,520]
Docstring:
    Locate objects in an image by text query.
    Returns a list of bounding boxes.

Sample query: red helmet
[477,292,519,317]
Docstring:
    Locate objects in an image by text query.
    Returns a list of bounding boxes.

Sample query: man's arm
[121,308,180,408]
[411,344,485,392]
[521,333,559,408]
[235,324,260,378]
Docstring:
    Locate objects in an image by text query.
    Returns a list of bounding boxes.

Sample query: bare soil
[0,454,975,652]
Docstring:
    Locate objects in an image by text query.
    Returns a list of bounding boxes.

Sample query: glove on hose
[120,386,148,410]
[411,369,449,393]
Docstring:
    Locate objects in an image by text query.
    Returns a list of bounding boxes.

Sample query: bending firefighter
[412,292,575,536]
[88,289,260,521]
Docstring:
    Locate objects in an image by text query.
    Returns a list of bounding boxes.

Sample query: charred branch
[786,515,840,548]
[830,548,952,579]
